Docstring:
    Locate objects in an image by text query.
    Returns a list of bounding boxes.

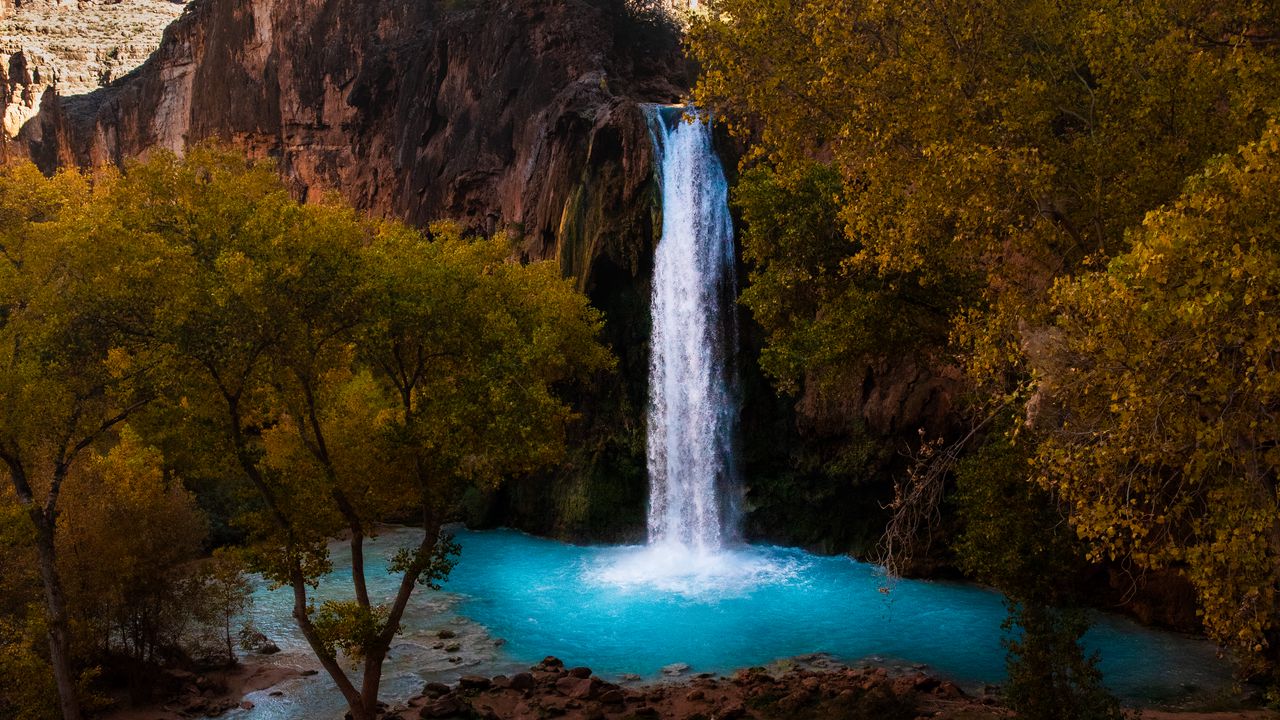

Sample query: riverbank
[99,652,1277,720]
[99,662,302,720]
[107,653,1269,717]
[386,656,1277,720]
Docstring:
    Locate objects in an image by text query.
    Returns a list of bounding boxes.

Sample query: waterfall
[644,105,740,553]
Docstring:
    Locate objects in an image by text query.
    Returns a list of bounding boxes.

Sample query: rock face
[1,0,188,139]
[15,0,686,267]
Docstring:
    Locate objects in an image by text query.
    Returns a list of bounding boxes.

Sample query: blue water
[232,526,1231,719]
[445,528,1227,699]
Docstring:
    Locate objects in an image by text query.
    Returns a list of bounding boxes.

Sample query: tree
[689,0,1280,687]
[0,487,60,720]
[57,427,209,670]
[196,549,253,667]
[953,428,1121,719]
[98,148,612,720]
[0,161,173,719]
[690,0,1280,393]
[691,0,1280,297]
[1034,119,1280,688]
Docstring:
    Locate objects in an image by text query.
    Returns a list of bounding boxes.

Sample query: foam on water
[587,541,805,598]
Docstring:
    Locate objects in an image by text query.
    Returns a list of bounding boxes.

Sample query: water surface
[231,526,1231,719]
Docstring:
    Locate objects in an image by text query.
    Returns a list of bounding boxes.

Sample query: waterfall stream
[644,105,741,552]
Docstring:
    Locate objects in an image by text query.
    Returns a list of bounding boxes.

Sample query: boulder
[422,682,452,698]
[555,676,598,700]
[508,672,536,691]
[934,681,966,700]
[419,696,465,719]
[912,673,940,692]
[459,675,491,690]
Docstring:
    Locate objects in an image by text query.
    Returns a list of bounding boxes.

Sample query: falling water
[644,105,740,552]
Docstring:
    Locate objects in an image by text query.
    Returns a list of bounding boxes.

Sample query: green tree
[689,0,1280,686]
[99,148,612,720]
[954,430,1121,719]
[0,161,173,720]
[195,548,254,667]
[57,427,209,668]
[1035,119,1280,687]
[691,0,1280,319]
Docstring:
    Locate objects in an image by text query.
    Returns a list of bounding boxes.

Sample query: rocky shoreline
[388,655,986,720]
[100,651,1280,720]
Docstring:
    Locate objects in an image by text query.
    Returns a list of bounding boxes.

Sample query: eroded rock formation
[14,0,687,285]
[1,0,188,139]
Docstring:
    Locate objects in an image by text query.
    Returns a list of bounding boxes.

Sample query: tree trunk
[288,566,371,720]
[360,650,386,719]
[349,523,370,608]
[33,518,83,720]
[361,518,444,718]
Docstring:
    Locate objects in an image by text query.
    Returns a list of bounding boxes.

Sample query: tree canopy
[1036,119,1280,680]
[690,0,1280,691]
[0,148,613,719]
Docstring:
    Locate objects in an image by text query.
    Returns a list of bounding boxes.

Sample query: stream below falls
[227,526,1234,719]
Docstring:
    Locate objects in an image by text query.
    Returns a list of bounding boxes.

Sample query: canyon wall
[14,0,686,277]
[1,0,188,144]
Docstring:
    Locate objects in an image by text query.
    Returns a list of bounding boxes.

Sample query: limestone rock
[1,0,187,140]
[419,695,465,719]
[508,672,535,691]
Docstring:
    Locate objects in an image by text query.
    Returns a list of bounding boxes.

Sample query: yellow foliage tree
[1036,119,1280,683]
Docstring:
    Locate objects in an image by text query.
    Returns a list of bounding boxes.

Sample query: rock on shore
[390,656,997,720]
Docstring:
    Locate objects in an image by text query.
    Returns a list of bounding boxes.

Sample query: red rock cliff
[14,0,688,288]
